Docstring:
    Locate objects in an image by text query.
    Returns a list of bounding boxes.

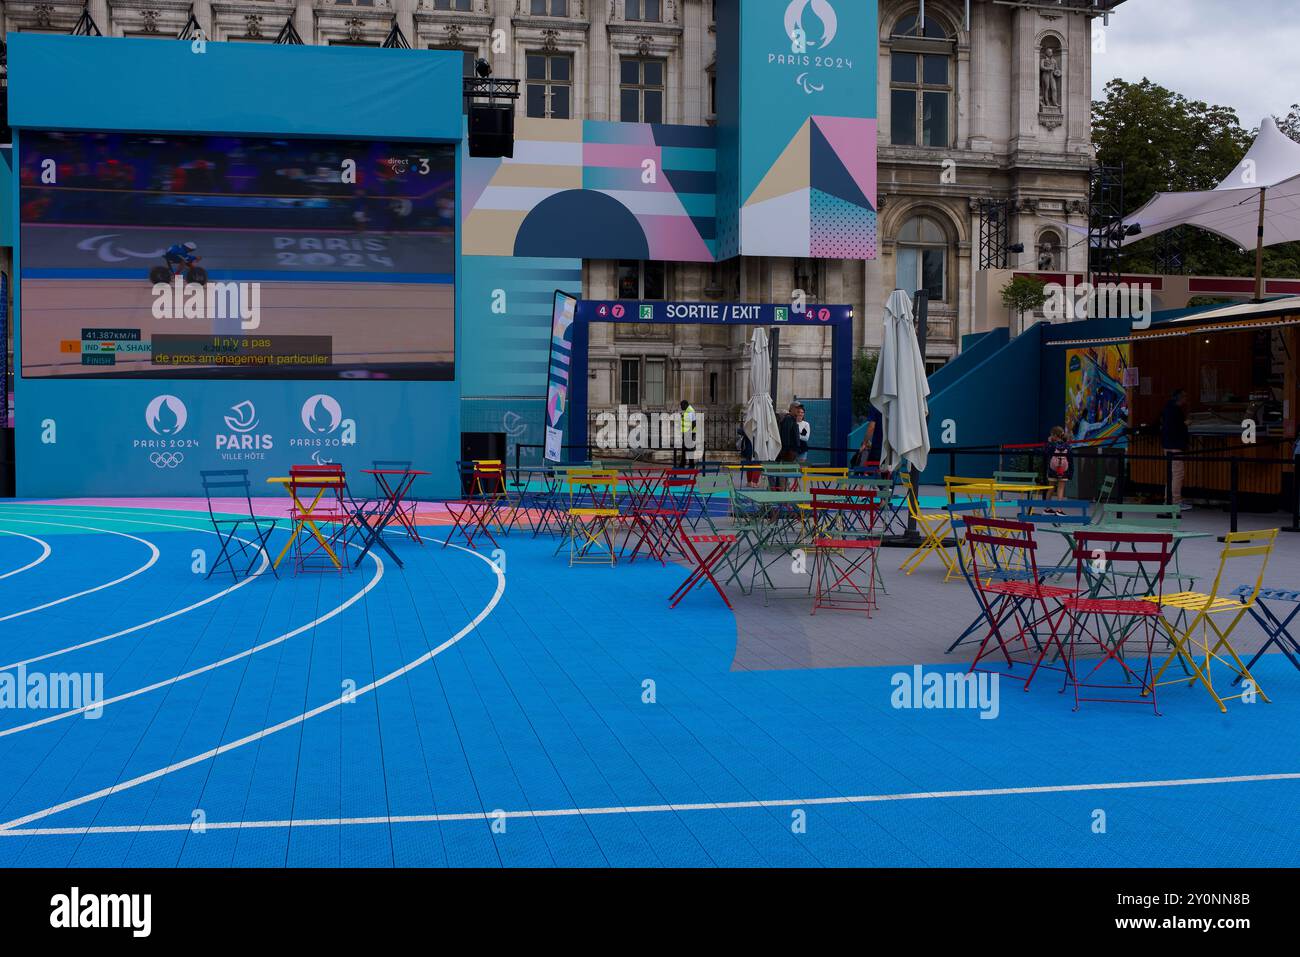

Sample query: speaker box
[0,428,13,498]
[468,104,514,158]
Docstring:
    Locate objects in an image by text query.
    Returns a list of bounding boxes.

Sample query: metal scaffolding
[1088,163,1126,287]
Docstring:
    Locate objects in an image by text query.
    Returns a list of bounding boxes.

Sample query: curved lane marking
[0,519,159,623]
[0,530,53,581]
[0,541,503,832]
[0,509,272,671]
[0,540,381,737]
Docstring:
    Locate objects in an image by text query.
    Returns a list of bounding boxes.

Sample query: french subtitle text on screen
[151,334,333,368]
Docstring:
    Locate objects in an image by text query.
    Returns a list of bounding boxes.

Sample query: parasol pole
[1254,186,1267,301]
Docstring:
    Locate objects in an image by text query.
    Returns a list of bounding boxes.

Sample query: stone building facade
[0,0,1124,425]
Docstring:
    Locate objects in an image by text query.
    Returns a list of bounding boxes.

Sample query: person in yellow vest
[676,399,697,468]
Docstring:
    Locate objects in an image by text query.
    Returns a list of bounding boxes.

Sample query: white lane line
[0,543,503,833]
[0,510,271,672]
[0,530,53,581]
[0,520,159,623]
[1,770,1295,837]
[0,540,380,737]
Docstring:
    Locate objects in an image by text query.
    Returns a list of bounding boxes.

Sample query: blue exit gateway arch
[566,300,854,465]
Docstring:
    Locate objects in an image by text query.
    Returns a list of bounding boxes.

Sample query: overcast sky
[1091,0,1300,127]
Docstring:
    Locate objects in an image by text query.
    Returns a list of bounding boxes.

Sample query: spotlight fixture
[475,57,492,78]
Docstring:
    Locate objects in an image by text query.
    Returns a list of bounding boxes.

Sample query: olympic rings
[149,452,185,469]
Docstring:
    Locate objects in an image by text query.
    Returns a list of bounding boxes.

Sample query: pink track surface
[25,497,455,519]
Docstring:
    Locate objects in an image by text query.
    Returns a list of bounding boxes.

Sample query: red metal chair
[808,489,882,616]
[287,464,350,572]
[1025,530,1173,714]
[962,516,1074,675]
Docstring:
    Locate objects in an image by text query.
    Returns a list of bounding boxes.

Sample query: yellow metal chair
[800,467,849,493]
[898,475,955,577]
[1145,528,1279,712]
[566,471,620,566]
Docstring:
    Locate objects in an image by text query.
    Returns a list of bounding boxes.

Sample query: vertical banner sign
[545,291,578,462]
[1,272,8,427]
[717,0,878,261]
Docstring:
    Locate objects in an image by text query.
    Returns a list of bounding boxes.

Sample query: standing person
[676,399,697,468]
[851,404,883,470]
[1160,388,1191,510]
[1044,426,1073,513]
[794,403,811,464]
[777,402,802,489]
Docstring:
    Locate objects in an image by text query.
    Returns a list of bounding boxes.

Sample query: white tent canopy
[742,328,781,462]
[1123,117,1300,250]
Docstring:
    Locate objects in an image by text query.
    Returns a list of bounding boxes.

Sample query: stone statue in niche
[1039,42,1062,110]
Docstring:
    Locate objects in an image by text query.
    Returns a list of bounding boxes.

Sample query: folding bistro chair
[1098,502,1197,590]
[566,471,621,565]
[286,464,350,572]
[1092,474,1118,520]
[621,469,696,564]
[685,473,735,530]
[808,489,881,616]
[764,463,802,491]
[800,467,849,493]
[1025,530,1173,714]
[1233,586,1300,680]
[944,501,1000,653]
[993,470,1042,502]
[961,516,1075,675]
[898,486,954,577]
[670,532,738,609]
[199,469,279,581]
[1146,528,1280,712]
[1015,499,1090,579]
[850,475,903,534]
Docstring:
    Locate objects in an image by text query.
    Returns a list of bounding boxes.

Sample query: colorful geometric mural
[1066,344,1131,446]
[742,115,878,259]
[459,256,581,398]
[718,0,878,262]
[462,118,717,262]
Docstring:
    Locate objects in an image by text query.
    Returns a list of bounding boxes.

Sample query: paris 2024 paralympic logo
[289,394,357,456]
[774,0,852,96]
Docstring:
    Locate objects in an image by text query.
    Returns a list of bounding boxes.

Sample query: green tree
[851,349,879,422]
[1000,275,1050,315]
[1274,103,1300,143]
[1091,78,1300,279]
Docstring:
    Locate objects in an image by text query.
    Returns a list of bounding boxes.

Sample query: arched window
[895,216,948,303]
[889,10,954,147]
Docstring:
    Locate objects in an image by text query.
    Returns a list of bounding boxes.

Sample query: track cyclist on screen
[151,240,208,285]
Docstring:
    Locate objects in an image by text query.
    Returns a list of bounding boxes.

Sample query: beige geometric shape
[514,116,584,143]
[491,163,584,189]
[744,119,811,208]
[461,209,528,256]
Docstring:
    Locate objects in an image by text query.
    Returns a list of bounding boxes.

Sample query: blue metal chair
[1232,585,1300,681]
[200,469,280,581]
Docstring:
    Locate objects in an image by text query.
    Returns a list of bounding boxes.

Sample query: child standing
[1045,426,1072,512]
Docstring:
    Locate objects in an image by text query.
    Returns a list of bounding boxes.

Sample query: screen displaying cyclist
[163,241,201,274]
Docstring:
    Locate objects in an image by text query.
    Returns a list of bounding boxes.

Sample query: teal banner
[717,0,878,260]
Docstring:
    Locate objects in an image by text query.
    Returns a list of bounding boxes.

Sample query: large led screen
[19,131,455,379]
